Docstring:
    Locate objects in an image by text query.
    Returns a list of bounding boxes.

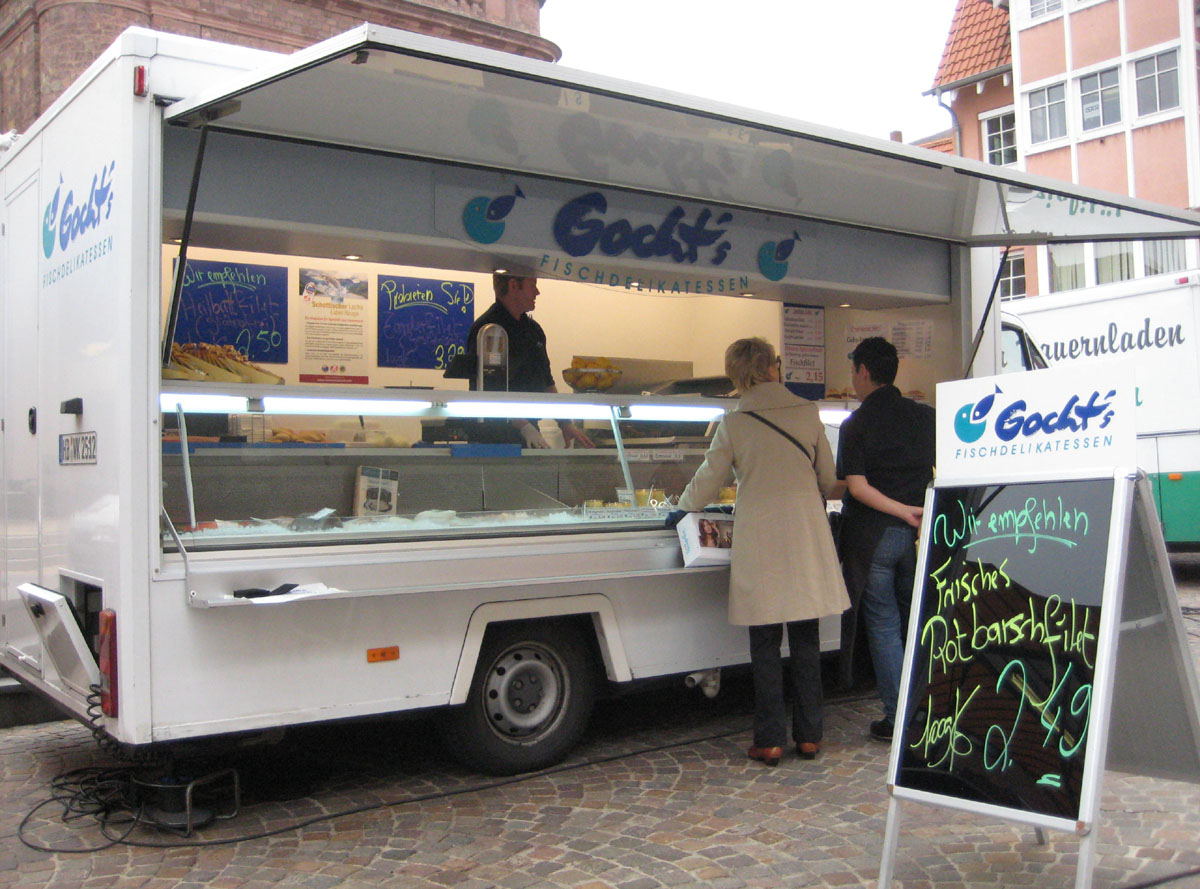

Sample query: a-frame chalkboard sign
[878,366,1200,889]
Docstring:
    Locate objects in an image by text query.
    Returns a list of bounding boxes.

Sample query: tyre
[440,620,597,775]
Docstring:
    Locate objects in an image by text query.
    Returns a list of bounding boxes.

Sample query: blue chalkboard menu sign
[377,275,474,370]
[173,259,288,364]
[895,477,1113,821]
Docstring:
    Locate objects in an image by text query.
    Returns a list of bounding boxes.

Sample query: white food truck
[1007,276,1200,547]
[3,25,1197,774]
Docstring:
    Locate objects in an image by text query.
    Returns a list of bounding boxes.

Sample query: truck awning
[165,23,1200,248]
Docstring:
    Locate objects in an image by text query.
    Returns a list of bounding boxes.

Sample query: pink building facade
[927,0,1199,299]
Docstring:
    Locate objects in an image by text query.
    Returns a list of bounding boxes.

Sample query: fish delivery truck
[3,24,1197,773]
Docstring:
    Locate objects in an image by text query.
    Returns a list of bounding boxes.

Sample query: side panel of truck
[2,161,44,672]
[1009,279,1200,544]
[145,563,743,739]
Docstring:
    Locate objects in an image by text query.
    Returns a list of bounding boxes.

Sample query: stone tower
[0,0,559,132]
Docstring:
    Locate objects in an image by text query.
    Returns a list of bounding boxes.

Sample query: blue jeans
[860,525,917,722]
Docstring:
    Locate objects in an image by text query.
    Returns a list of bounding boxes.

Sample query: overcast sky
[539,0,961,143]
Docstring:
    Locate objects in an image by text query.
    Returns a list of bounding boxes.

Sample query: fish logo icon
[42,175,63,259]
[757,230,801,282]
[954,386,1001,443]
[462,185,525,244]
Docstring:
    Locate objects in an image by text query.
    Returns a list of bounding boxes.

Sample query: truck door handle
[27,407,36,435]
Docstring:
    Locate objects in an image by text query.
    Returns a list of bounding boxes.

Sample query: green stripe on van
[1150,470,1200,546]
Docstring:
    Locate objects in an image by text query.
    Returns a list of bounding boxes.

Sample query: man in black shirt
[464,274,592,448]
[836,336,935,742]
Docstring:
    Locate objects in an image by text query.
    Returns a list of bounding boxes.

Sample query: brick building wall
[0,0,558,133]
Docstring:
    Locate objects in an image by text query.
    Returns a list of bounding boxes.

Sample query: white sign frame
[877,467,1200,889]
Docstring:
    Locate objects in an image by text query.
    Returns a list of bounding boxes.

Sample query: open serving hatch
[163,23,1200,251]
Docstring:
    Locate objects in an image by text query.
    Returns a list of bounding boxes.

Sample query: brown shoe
[747,745,783,766]
[796,742,820,760]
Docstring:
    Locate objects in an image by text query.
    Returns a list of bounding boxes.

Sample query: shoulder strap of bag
[744,411,814,466]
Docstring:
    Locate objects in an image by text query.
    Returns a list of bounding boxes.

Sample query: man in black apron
[457,274,592,447]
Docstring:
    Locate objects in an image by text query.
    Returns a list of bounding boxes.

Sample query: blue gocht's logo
[953,385,1117,444]
[462,185,524,244]
[756,230,800,282]
[953,386,1000,443]
[42,162,116,260]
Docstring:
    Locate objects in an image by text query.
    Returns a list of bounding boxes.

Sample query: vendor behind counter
[442,274,584,447]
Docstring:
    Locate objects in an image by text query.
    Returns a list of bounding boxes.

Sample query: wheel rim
[481,642,567,742]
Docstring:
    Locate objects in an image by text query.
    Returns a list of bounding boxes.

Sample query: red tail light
[98,609,117,717]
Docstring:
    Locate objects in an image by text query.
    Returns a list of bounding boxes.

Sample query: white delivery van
[3,25,1197,774]
[1008,276,1199,546]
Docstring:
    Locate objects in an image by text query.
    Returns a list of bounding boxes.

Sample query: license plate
[59,431,97,465]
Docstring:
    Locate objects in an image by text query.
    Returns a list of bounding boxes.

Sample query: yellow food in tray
[166,342,285,384]
[268,427,328,443]
[562,357,621,392]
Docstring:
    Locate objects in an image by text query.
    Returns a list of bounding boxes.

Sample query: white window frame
[1078,65,1122,133]
[1094,240,1136,285]
[1142,239,1188,278]
[1038,241,1198,293]
[1047,243,1086,293]
[1134,48,1180,118]
[1027,82,1068,146]
[1030,0,1063,20]
[981,107,1018,166]
[998,249,1027,300]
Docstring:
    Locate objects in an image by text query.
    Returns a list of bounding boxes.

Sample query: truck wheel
[441,620,597,776]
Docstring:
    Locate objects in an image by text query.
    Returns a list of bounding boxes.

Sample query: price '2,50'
[236,327,283,358]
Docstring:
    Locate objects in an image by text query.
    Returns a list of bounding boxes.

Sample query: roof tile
[933,0,1012,88]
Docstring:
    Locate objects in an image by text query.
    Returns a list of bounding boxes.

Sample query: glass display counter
[159,385,733,551]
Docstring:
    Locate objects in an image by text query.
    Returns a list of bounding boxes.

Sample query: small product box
[676,512,734,567]
[354,465,400,516]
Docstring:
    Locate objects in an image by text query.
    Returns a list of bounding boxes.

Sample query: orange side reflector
[1167,473,1183,481]
[98,610,117,717]
[367,646,399,663]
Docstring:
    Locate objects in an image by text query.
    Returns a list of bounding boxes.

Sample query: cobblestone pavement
[2,557,1198,889]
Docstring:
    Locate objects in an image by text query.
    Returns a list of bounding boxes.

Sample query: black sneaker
[869,718,894,742]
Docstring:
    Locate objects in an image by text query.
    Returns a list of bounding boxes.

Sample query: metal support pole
[962,245,1011,379]
[162,122,210,367]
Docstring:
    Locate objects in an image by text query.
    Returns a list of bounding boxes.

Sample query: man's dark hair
[493,273,525,300]
[850,336,898,385]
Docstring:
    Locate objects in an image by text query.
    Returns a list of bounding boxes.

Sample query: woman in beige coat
[676,337,849,766]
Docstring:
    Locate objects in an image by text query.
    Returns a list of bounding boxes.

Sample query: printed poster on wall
[377,275,475,370]
[844,320,933,361]
[298,268,370,384]
[891,319,934,360]
[782,305,824,400]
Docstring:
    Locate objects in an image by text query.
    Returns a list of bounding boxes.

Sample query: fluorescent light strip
[626,404,726,422]
[261,397,433,416]
[445,401,611,420]
[819,409,852,424]
[160,393,250,413]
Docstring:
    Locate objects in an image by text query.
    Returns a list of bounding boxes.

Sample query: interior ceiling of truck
[165,24,1200,252]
